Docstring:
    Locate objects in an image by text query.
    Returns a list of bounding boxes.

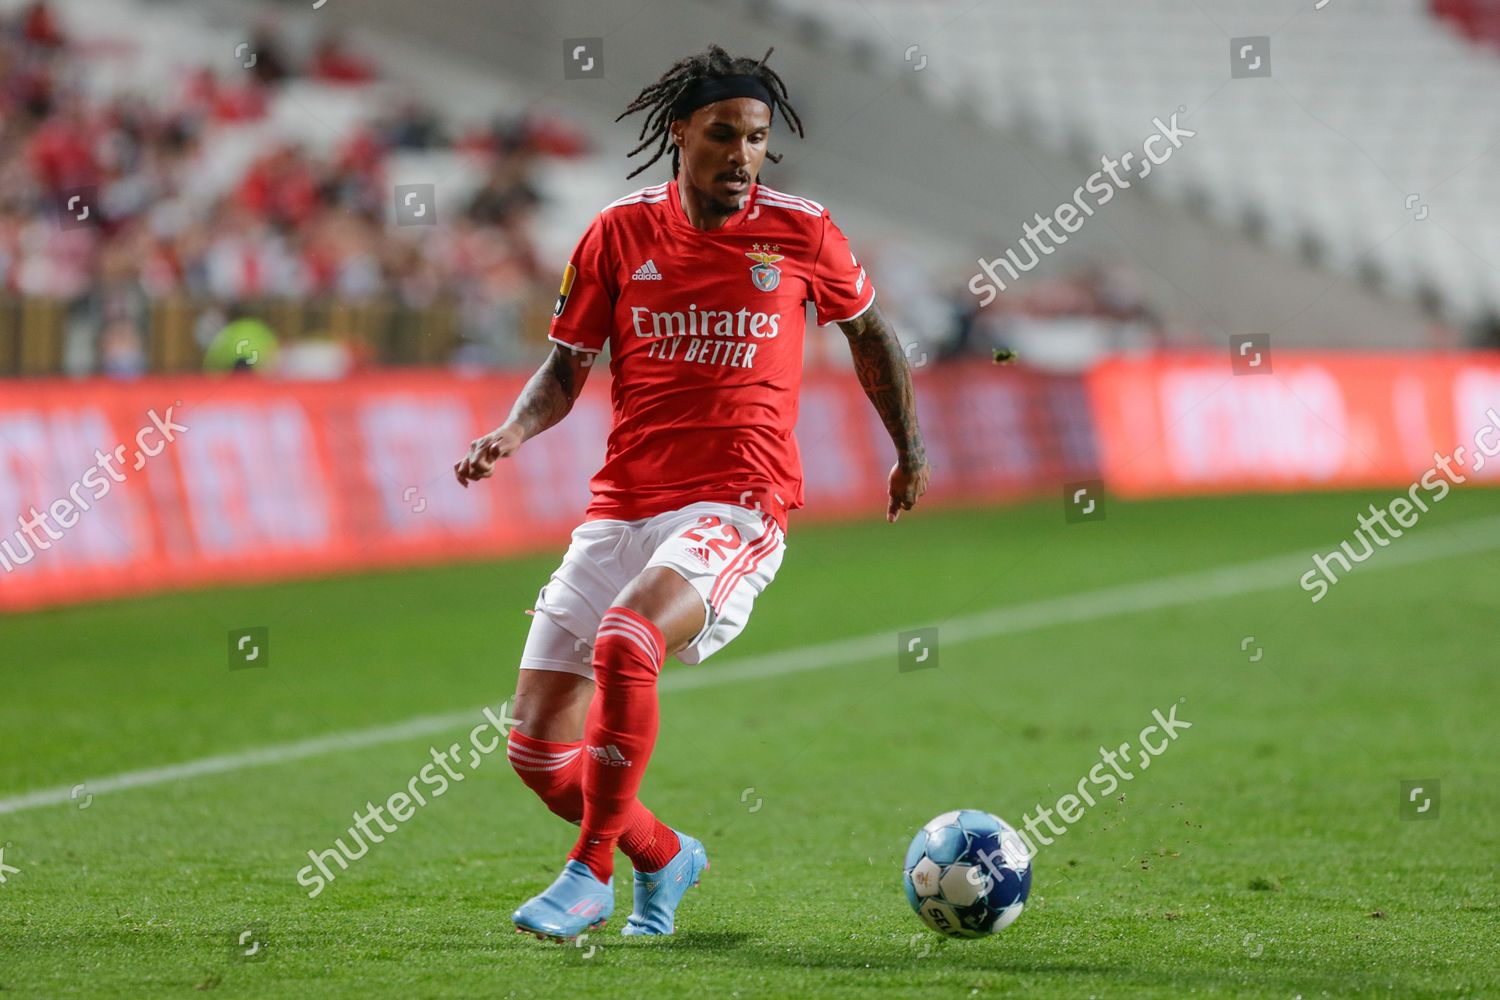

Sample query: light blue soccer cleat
[512,860,614,941]
[621,831,709,936]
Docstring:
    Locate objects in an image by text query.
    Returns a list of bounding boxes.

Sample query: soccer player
[454,44,929,941]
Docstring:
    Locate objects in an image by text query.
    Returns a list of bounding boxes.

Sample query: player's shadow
[643,930,1113,974]
[727,943,1121,976]
[635,930,754,950]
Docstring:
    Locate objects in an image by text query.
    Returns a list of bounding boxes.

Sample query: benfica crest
[745,244,784,292]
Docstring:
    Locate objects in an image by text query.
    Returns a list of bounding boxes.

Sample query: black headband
[670,74,774,120]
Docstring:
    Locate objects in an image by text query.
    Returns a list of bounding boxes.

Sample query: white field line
[4,514,1498,816]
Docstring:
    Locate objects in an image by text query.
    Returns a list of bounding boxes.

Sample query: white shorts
[519,501,787,676]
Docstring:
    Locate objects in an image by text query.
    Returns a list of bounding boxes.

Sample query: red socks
[506,729,679,872]
[568,606,667,882]
[505,730,584,821]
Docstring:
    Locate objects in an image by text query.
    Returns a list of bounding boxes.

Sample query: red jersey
[548,174,876,531]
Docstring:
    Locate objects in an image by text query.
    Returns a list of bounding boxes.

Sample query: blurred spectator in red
[20,1,65,48]
[458,112,591,159]
[236,144,322,227]
[25,95,96,191]
[181,68,268,123]
[1431,0,1500,48]
[309,35,377,84]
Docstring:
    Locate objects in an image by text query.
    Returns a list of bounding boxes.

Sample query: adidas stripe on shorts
[519,501,787,677]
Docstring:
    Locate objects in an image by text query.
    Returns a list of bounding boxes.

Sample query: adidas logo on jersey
[686,545,712,568]
[587,743,632,767]
[631,259,664,281]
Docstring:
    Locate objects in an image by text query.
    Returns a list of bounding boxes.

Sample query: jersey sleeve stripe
[604,194,669,211]
[756,184,825,213]
[548,333,603,354]
[824,287,877,326]
[605,182,670,210]
[756,195,822,218]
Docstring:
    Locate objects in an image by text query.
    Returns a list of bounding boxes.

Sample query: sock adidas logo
[631,259,663,281]
[587,743,633,767]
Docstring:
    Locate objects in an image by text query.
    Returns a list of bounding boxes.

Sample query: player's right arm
[454,346,594,487]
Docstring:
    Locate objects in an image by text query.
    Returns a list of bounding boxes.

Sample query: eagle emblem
[746,244,784,292]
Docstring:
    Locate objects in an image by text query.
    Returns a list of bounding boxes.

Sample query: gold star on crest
[746,243,784,265]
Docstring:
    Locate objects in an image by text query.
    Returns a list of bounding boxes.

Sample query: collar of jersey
[668,172,758,234]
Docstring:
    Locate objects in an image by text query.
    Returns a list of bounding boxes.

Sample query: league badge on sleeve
[554,262,577,318]
[746,244,783,292]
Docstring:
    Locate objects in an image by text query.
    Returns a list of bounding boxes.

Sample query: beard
[705,192,746,216]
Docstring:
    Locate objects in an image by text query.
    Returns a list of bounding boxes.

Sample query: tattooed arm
[838,300,930,521]
[455,345,595,487]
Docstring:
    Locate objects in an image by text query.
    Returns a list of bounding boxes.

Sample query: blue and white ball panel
[956,809,1003,837]
[922,810,962,833]
[992,900,1026,933]
[923,823,967,865]
[917,898,980,938]
[968,830,1030,907]
[1000,825,1034,868]
[902,873,921,911]
[939,863,984,906]
[909,856,943,898]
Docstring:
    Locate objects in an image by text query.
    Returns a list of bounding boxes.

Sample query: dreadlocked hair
[615,44,804,180]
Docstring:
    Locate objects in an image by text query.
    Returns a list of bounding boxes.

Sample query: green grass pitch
[2,489,1498,998]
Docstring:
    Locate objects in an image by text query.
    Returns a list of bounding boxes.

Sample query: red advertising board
[0,364,1094,612]
[1086,352,1500,496]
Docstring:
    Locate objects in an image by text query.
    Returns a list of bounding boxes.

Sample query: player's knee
[512,665,592,741]
[611,567,704,654]
[592,605,668,684]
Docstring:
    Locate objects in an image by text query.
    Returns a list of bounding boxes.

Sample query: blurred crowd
[0,2,590,377]
[925,263,1169,372]
[0,1,1177,378]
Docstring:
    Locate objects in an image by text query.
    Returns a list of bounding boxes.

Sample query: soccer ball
[903,809,1032,938]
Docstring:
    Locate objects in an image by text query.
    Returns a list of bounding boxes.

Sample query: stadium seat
[767,0,1500,322]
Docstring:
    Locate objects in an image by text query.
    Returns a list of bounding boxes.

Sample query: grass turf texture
[2,489,1498,998]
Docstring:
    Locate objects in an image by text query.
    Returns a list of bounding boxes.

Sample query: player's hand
[455,424,525,488]
[887,457,929,523]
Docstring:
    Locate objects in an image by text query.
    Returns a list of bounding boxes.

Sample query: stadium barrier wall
[0,364,1095,612]
[1086,352,1500,496]
[0,293,475,377]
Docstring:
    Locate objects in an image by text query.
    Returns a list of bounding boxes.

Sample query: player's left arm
[838,300,930,523]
